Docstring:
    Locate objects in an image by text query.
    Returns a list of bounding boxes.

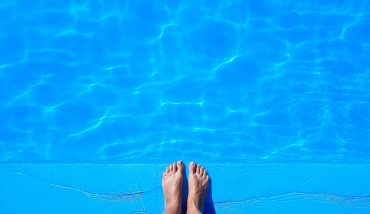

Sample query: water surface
[0,0,369,163]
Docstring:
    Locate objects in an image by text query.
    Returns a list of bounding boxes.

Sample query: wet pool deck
[1,163,369,213]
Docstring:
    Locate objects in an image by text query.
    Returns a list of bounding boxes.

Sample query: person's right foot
[187,162,209,214]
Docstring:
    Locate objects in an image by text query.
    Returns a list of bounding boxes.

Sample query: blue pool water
[0,0,369,163]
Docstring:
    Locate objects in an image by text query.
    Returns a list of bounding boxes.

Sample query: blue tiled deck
[1,163,369,213]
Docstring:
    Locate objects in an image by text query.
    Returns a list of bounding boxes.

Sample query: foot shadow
[181,172,216,214]
[204,178,216,214]
[181,170,188,214]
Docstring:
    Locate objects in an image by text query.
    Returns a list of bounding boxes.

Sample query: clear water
[0,0,369,163]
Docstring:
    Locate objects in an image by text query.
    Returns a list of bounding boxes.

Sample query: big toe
[177,160,184,174]
[189,162,196,174]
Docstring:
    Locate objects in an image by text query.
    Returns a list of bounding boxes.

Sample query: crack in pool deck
[215,192,370,209]
[5,168,160,202]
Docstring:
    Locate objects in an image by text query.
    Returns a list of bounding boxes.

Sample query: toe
[189,162,196,174]
[163,172,167,177]
[200,166,205,176]
[172,162,177,172]
[166,167,170,173]
[203,169,208,177]
[177,160,184,174]
[196,164,201,174]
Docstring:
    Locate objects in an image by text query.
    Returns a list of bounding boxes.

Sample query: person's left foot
[162,161,184,214]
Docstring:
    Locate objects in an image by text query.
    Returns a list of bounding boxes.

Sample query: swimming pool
[1,0,369,163]
[0,0,369,213]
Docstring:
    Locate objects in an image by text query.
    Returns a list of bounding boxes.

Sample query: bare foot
[187,162,209,214]
[162,161,184,214]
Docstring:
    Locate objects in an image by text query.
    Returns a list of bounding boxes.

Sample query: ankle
[165,200,181,214]
[186,206,202,214]
[187,200,202,214]
[164,203,181,214]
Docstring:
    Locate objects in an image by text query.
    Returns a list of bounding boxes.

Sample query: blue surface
[1,1,370,213]
[1,163,369,213]
[1,0,369,163]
